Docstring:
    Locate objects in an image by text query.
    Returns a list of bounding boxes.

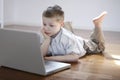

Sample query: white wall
[0,0,2,20]
[4,0,120,31]
[4,0,15,25]
[0,0,3,27]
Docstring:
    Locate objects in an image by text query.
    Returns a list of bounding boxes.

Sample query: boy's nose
[43,26,49,31]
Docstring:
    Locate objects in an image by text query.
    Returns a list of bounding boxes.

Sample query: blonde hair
[42,5,64,22]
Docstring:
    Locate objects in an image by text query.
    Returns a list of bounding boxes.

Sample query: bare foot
[93,11,107,27]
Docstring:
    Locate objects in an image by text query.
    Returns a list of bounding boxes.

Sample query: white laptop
[0,28,71,76]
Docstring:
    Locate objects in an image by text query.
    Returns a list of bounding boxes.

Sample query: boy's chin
[45,34,52,37]
[46,34,50,36]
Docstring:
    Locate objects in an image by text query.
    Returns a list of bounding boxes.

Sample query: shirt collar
[51,27,63,39]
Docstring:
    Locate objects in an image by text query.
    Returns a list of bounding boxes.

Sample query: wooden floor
[0,25,120,80]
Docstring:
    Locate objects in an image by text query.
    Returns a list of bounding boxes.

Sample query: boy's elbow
[71,54,80,62]
[72,58,79,62]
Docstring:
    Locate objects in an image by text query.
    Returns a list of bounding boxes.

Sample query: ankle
[94,24,102,28]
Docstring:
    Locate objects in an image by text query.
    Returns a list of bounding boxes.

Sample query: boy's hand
[41,28,51,40]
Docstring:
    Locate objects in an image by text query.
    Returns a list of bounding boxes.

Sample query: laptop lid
[0,28,46,75]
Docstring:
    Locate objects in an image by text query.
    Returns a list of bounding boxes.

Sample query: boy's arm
[40,29,51,57]
[41,38,51,56]
[44,53,80,62]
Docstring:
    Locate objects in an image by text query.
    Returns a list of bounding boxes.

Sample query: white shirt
[48,28,86,57]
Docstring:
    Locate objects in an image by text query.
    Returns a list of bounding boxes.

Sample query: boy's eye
[43,23,46,26]
[50,25,54,27]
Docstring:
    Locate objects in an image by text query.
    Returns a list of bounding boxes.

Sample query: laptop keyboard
[45,61,58,69]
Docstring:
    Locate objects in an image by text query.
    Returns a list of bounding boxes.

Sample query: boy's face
[42,17,63,37]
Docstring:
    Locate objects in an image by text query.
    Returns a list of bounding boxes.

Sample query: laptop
[0,28,71,76]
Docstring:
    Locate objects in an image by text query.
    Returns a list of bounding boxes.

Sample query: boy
[41,5,107,62]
